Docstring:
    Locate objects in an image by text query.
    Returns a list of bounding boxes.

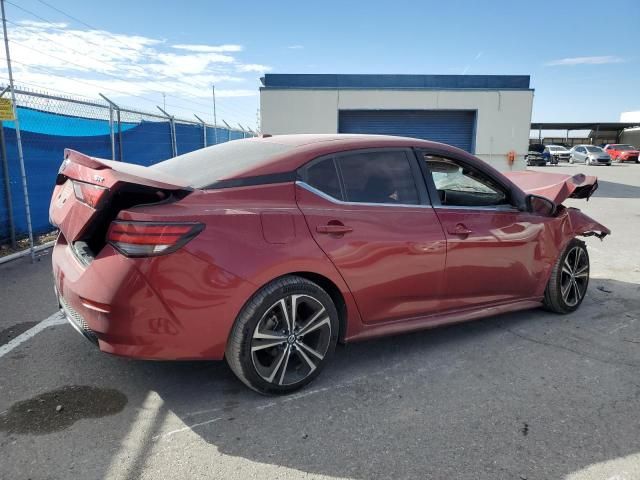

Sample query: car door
[296,148,447,325]
[418,151,551,311]
[574,147,586,163]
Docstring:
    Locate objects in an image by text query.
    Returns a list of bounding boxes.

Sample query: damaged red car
[50,134,610,394]
[604,144,639,163]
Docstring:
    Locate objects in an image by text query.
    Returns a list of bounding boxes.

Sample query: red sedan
[50,135,610,394]
[604,144,639,163]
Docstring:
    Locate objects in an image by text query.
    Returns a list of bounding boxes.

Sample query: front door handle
[448,223,472,236]
[316,223,353,235]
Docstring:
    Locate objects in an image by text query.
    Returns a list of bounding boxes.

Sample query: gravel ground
[1,162,639,480]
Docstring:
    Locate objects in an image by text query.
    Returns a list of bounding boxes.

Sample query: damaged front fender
[566,207,611,240]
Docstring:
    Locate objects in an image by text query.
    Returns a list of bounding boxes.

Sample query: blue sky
[3,0,639,130]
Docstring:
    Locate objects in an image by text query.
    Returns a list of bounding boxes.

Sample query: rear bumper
[527,158,546,166]
[58,292,99,346]
[52,235,253,360]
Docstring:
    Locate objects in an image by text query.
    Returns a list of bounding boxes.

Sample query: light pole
[212,84,218,144]
[1,0,34,261]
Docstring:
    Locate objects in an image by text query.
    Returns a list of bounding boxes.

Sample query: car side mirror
[525,194,556,216]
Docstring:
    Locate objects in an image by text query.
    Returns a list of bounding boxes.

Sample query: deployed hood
[503,171,598,204]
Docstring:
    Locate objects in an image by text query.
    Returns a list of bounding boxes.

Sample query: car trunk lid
[50,149,191,246]
[503,171,598,204]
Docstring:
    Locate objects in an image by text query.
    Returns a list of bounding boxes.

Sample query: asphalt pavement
[1,162,639,480]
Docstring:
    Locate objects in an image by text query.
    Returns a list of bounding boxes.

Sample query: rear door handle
[448,223,472,236]
[316,224,353,235]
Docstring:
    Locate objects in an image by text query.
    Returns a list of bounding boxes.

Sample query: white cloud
[236,64,272,73]
[0,20,265,125]
[287,45,304,50]
[545,56,625,66]
[172,44,243,53]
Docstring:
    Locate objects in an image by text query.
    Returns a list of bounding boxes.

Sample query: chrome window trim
[296,181,433,209]
[433,204,521,213]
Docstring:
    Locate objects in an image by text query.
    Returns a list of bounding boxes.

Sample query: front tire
[226,276,339,395]
[543,239,590,314]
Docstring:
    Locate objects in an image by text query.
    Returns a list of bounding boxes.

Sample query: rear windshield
[152,140,295,188]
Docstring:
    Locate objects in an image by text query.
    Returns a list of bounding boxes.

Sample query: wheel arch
[290,271,349,343]
[236,270,351,344]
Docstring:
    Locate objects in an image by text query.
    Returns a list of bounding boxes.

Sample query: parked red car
[604,144,639,163]
[50,135,610,394]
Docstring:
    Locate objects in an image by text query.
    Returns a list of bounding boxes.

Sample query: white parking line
[152,416,223,441]
[0,312,66,359]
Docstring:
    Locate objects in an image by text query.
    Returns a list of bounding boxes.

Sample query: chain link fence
[0,85,253,249]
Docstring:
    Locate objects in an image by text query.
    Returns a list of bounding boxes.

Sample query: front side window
[423,154,507,207]
[337,151,419,205]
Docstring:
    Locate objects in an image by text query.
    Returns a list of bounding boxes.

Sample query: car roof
[153,133,483,188]
[215,134,472,178]
[250,133,434,148]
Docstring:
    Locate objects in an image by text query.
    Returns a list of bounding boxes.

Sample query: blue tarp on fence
[0,106,248,243]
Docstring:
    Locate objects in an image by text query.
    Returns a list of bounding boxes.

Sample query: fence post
[116,107,123,161]
[108,104,115,160]
[100,94,121,161]
[194,114,207,148]
[157,106,177,157]
[223,120,232,142]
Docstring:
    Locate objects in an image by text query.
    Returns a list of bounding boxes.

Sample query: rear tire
[543,239,590,314]
[226,275,339,395]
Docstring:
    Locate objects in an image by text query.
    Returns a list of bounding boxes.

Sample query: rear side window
[302,158,343,200]
[337,151,419,205]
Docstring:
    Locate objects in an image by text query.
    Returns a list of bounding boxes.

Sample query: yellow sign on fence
[0,98,15,121]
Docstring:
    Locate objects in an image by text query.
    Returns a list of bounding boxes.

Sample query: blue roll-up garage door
[338,110,476,153]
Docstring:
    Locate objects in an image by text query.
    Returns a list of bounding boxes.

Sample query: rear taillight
[107,221,204,257]
[72,180,108,209]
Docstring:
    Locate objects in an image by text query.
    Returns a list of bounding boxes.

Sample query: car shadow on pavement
[104,276,640,480]
[594,179,640,199]
[3,278,640,480]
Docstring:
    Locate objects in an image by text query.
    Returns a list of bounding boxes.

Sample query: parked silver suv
[544,145,571,163]
[569,145,612,165]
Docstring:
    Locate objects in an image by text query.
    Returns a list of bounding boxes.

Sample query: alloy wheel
[560,246,589,307]
[250,294,332,386]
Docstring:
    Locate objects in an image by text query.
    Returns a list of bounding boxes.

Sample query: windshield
[548,146,568,152]
[152,140,295,188]
[586,146,604,153]
[613,144,635,151]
